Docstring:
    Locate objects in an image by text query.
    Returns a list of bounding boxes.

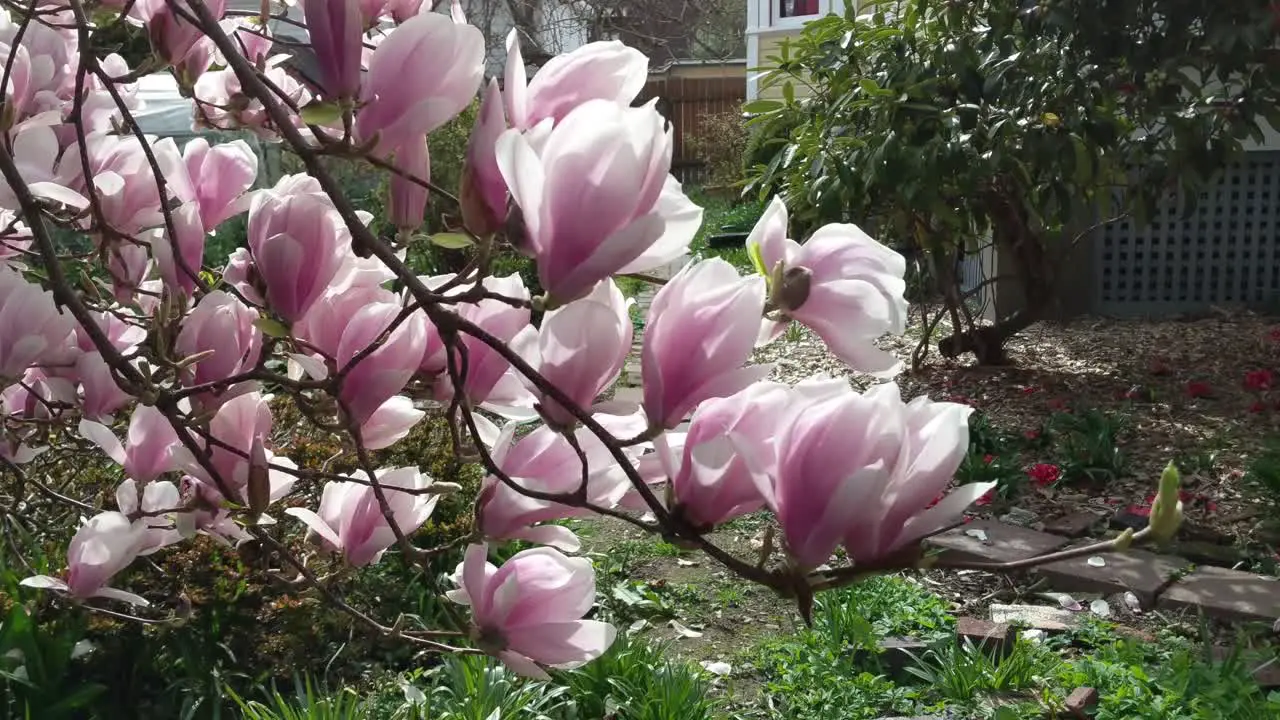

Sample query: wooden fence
[636,62,747,186]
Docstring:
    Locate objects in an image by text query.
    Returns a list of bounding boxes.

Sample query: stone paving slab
[1036,547,1190,607]
[926,518,1070,564]
[1157,566,1280,623]
[611,386,644,405]
[1042,511,1103,538]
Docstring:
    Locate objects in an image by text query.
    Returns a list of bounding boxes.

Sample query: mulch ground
[892,310,1280,558]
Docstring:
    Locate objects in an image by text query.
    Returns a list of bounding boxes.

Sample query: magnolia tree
[0,0,1182,681]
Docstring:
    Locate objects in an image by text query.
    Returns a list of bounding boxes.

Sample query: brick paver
[1157,566,1280,623]
[1037,547,1190,607]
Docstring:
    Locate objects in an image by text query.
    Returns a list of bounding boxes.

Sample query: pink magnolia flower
[496,99,701,306]
[20,511,150,606]
[146,202,205,297]
[294,283,399,365]
[284,467,439,566]
[661,381,790,529]
[749,197,908,377]
[449,544,616,679]
[115,478,184,554]
[642,259,769,430]
[433,273,536,413]
[221,247,264,306]
[359,0,392,26]
[194,58,311,135]
[246,175,350,322]
[335,301,428,434]
[80,132,188,235]
[356,11,484,154]
[174,290,263,398]
[388,139,429,231]
[105,241,151,305]
[179,137,259,230]
[503,30,647,132]
[139,0,227,74]
[386,0,425,22]
[0,123,87,212]
[304,0,364,100]
[460,78,508,236]
[76,352,133,421]
[0,266,77,380]
[218,17,274,65]
[193,390,297,506]
[80,404,189,484]
[477,423,630,552]
[73,309,147,354]
[0,213,32,267]
[2,368,76,420]
[180,475,251,546]
[514,279,632,429]
[758,379,991,569]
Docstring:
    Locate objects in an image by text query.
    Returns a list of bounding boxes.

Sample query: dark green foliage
[745,0,1280,360]
[1049,409,1130,485]
[1,605,105,719]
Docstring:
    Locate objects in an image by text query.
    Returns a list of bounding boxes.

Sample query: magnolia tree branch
[0,0,1187,680]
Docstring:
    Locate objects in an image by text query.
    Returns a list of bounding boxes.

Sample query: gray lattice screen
[1095,151,1280,316]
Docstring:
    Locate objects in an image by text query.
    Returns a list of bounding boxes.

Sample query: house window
[779,0,819,17]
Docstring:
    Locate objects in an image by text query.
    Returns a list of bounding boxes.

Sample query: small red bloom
[983,454,995,465]
[1028,463,1061,487]
[974,490,994,507]
[1245,369,1275,391]
[1024,429,1040,440]
[1125,504,1152,518]
[1021,386,1037,395]
[1205,501,1218,513]
[1269,327,1280,343]
[1185,381,1212,398]
[1047,398,1069,411]
[1250,401,1267,414]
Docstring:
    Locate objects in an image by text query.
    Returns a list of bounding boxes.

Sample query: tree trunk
[938,186,1053,364]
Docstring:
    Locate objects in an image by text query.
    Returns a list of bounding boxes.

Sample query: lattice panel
[1096,152,1280,315]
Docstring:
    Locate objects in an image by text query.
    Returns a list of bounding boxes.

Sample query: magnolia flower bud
[1148,461,1183,543]
[246,435,270,519]
[775,265,812,312]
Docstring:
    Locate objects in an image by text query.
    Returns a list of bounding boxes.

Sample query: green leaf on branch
[743,99,783,114]
[430,232,475,249]
[299,101,343,126]
[253,317,290,338]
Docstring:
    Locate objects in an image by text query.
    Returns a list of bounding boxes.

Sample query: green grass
[737,574,1280,719]
[226,634,731,720]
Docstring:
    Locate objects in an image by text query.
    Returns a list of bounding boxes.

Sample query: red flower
[1125,503,1152,518]
[1245,369,1274,391]
[1250,401,1267,414]
[1024,429,1040,440]
[925,493,943,509]
[1047,398,1070,411]
[1028,463,1061,487]
[1205,501,1218,514]
[974,490,994,506]
[983,454,996,465]
[1269,327,1280,343]
[1185,381,1212,398]
[1021,386,1038,395]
